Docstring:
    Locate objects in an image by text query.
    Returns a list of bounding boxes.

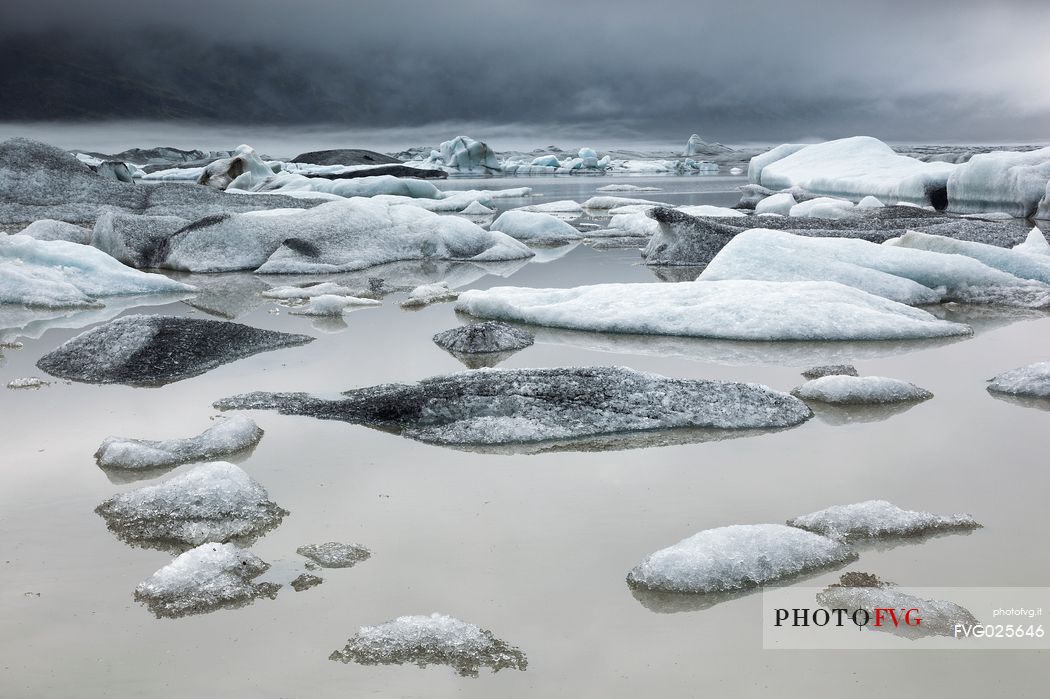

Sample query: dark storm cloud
[2,0,1048,141]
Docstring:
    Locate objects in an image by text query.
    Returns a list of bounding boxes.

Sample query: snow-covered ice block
[289,294,381,316]
[754,192,797,216]
[135,542,279,618]
[455,280,970,341]
[801,365,858,380]
[788,500,979,541]
[329,613,527,676]
[751,137,957,208]
[946,146,1050,218]
[296,542,371,568]
[37,315,313,386]
[626,524,856,593]
[489,211,580,243]
[1012,227,1050,256]
[15,219,92,244]
[0,234,192,308]
[987,362,1050,399]
[432,321,534,355]
[95,416,264,470]
[892,230,1050,284]
[792,375,933,404]
[215,366,812,446]
[96,462,287,547]
[400,282,458,309]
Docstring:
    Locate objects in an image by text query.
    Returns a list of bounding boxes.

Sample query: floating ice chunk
[789,197,856,219]
[489,211,580,243]
[95,416,264,470]
[37,315,313,386]
[198,145,274,191]
[289,294,381,316]
[215,366,812,447]
[291,573,324,591]
[987,361,1050,398]
[857,196,885,209]
[329,613,527,676]
[95,462,287,548]
[946,146,1050,218]
[754,192,797,216]
[296,542,371,568]
[676,205,746,218]
[583,196,663,209]
[6,376,50,389]
[456,280,970,341]
[1013,227,1050,256]
[750,137,956,208]
[788,500,979,541]
[597,184,662,192]
[513,200,584,215]
[730,167,744,175]
[0,234,192,308]
[134,542,279,618]
[801,365,858,380]
[15,219,92,244]
[400,282,458,309]
[261,283,377,301]
[792,375,932,404]
[605,211,661,238]
[247,172,443,199]
[460,201,493,215]
[893,230,1050,284]
[626,524,856,593]
[529,155,561,167]
[432,321,534,355]
[817,573,978,639]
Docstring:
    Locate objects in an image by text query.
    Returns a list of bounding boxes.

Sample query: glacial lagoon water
[1,175,1048,697]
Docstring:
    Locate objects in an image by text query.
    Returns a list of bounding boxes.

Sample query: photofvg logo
[761,581,1050,650]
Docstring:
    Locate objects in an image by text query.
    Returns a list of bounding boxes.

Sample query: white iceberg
[946,146,1050,218]
[6,376,50,389]
[791,375,933,404]
[95,461,286,547]
[987,361,1050,398]
[15,219,92,244]
[789,196,856,219]
[857,195,885,209]
[460,201,493,215]
[754,192,797,216]
[400,281,458,308]
[416,136,502,173]
[289,294,381,316]
[513,200,584,214]
[489,211,580,243]
[455,280,971,341]
[788,500,980,541]
[198,144,275,190]
[676,205,746,218]
[1013,227,1050,256]
[626,524,855,593]
[244,172,443,199]
[582,196,664,210]
[597,184,662,192]
[261,282,375,300]
[95,416,264,470]
[891,230,1050,285]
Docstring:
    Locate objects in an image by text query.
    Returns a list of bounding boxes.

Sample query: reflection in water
[441,347,523,369]
[986,390,1050,412]
[526,242,580,264]
[0,293,193,343]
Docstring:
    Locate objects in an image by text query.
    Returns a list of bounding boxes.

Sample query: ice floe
[597,184,661,192]
[892,230,1050,285]
[946,146,1050,219]
[400,282,458,308]
[987,362,1050,399]
[329,613,527,676]
[626,524,856,593]
[787,500,979,541]
[94,416,264,470]
[134,542,279,618]
[296,542,371,568]
[792,375,933,404]
[488,211,581,243]
[95,461,286,548]
[261,282,377,300]
[214,366,812,447]
[36,315,313,386]
[288,294,381,316]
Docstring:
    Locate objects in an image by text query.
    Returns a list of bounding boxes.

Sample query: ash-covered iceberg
[90,212,191,268]
[197,144,275,190]
[329,613,527,676]
[36,315,313,386]
[787,500,980,541]
[432,321,534,354]
[626,524,856,593]
[791,376,933,405]
[214,366,812,446]
[134,542,279,618]
[95,462,287,548]
[94,416,264,470]
[987,362,1050,399]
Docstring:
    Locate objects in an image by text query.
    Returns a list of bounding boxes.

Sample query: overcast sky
[2,0,1048,147]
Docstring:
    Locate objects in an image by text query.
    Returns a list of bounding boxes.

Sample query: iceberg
[214,366,812,447]
[460,201,493,216]
[432,321,534,355]
[489,211,580,243]
[1013,228,1050,256]
[789,197,856,219]
[754,192,797,216]
[134,542,279,618]
[787,500,980,541]
[90,212,190,268]
[95,461,287,548]
[94,416,264,470]
[245,172,443,199]
[414,136,502,174]
[288,294,381,316]
[296,542,371,568]
[37,315,313,386]
[626,524,856,593]
[329,613,527,677]
[0,234,192,308]
[892,230,1050,284]
[792,375,933,404]
[14,219,92,244]
[197,145,275,190]
[455,280,970,341]
[292,574,324,592]
[582,196,663,210]
[400,282,458,308]
[987,362,1050,399]
[261,282,377,300]
[946,146,1050,218]
[750,137,957,208]
[158,198,532,274]
[597,184,661,192]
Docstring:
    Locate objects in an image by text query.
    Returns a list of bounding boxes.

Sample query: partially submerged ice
[987,361,1050,399]
[626,524,856,594]
[95,462,287,548]
[792,375,933,405]
[455,280,970,341]
[946,146,1050,219]
[891,230,1050,285]
[296,542,371,568]
[1,234,192,308]
[400,282,458,308]
[488,210,581,243]
[37,315,313,386]
[215,366,813,446]
[288,294,381,316]
[134,542,279,618]
[329,613,527,677]
[801,365,858,380]
[95,416,264,470]
[787,500,980,541]
[432,321,534,354]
